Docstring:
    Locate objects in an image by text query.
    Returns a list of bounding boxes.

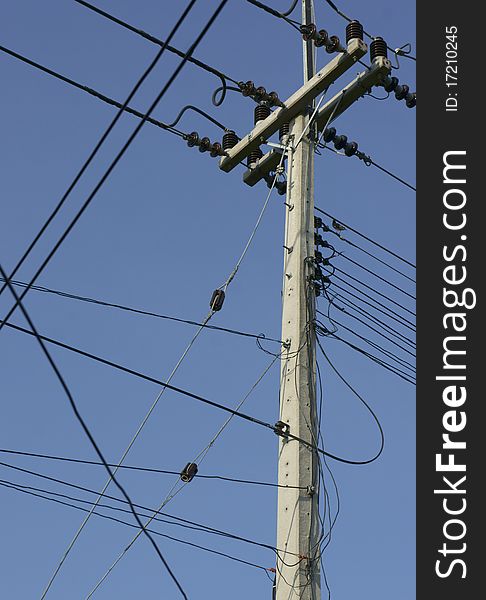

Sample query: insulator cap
[301,23,317,41]
[325,35,341,54]
[180,463,198,483]
[240,80,255,97]
[395,84,410,101]
[314,29,329,48]
[198,137,211,153]
[210,289,225,311]
[346,20,364,43]
[345,141,358,157]
[334,135,348,150]
[370,37,388,61]
[254,103,271,124]
[314,216,323,229]
[406,92,416,108]
[186,131,199,148]
[323,127,336,143]
[222,130,239,151]
[210,142,223,158]
[383,76,399,93]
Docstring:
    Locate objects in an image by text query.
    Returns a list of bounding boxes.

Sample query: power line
[0,45,185,137]
[315,206,416,269]
[0,448,304,489]
[332,292,415,349]
[0,277,283,345]
[331,267,415,316]
[0,264,186,598]
[321,0,416,61]
[337,253,415,300]
[0,0,229,341]
[3,318,381,465]
[0,480,274,576]
[246,0,301,30]
[74,0,241,104]
[321,144,416,192]
[325,278,415,332]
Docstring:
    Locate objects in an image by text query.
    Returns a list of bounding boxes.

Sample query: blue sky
[0,1,415,598]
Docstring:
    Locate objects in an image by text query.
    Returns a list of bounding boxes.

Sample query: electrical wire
[0,481,274,576]
[0,448,305,489]
[246,0,302,30]
[0,0,229,339]
[321,144,416,192]
[0,277,283,345]
[315,207,415,269]
[0,46,185,137]
[332,292,415,349]
[337,253,415,300]
[0,265,186,599]
[74,0,241,106]
[0,6,202,313]
[320,0,416,61]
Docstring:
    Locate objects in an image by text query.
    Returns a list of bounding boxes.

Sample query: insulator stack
[254,103,271,124]
[248,147,263,167]
[238,81,284,107]
[382,75,416,108]
[185,131,225,157]
[325,35,342,54]
[300,23,342,52]
[370,37,388,61]
[279,122,290,142]
[346,20,364,43]
[222,130,239,151]
[322,127,360,157]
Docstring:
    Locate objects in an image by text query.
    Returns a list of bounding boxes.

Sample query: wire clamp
[274,421,290,439]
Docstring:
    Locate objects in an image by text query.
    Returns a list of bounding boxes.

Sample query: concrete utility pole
[218,5,391,596]
[274,1,320,597]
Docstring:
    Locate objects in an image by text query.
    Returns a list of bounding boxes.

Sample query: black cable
[317,305,414,358]
[339,237,415,284]
[324,315,416,374]
[0,448,305,489]
[0,46,185,137]
[3,318,379,465]
[74,0,240,87]
[0,481,273,575]
[0,471,283,556]
[0,277,283,345]
[321,144,416,192]
[337,253,415,300]
[0,7,201,311]
[0,0,229,338]
[327,279,415,332]
[166,104,228,131]
[315,207,416,269]
[328,333,416,386]
[246,0,301,30]
[315,336,385,463]
[321,0,417,61]
[332,291,415,348]
[0,266,186,597]
[330,267,415,317]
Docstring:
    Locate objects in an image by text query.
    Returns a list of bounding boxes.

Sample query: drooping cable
[73,0,241,105]
[0,0,229,339]
[0,46,185,137]
[0,277,283,345]
[0,265,187,600]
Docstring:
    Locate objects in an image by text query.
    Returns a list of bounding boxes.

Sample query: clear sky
[0,1,415,599]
